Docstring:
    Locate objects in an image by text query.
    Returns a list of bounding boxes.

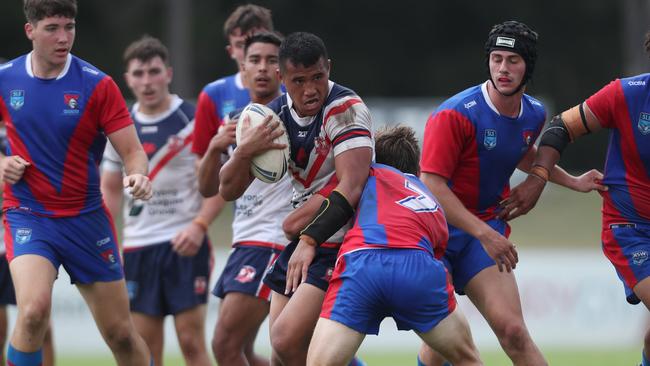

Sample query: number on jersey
[396,179,440,213]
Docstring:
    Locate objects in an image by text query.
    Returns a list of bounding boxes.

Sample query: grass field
[57,348,640,365]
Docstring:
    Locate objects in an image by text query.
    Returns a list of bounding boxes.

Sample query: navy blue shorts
[263,240,339,296]
[213,245,281,301]
[443,218,510,294]
[321,249,456,334]
[124,239,211,316]
[4,207,123,284]
[0,255,15,305]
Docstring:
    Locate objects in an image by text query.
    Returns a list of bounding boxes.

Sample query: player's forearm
[218,149,253,201]
[197,148,223,197]
[332,147,372,207]
[100,172,125,222]
[122,148,149,176]
[283,194,326,239]
[196,194,226,226]
[420,173,495,240]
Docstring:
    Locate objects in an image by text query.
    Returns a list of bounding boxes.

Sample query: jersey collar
[481,80,523,118]
[25,51,72,80]
[286,80,334,127]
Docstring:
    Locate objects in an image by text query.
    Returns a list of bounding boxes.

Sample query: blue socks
[417,356,452,366]
[348,357,366,366]
[7,344,42,366]
[417,355,426,366]
[642,350,649,366]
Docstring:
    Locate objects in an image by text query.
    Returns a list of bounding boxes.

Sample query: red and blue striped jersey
[340,164,448,259]
[585,74,650,228]
[420,82,546,221]
[0,53,132,217]
[192,73,250,156]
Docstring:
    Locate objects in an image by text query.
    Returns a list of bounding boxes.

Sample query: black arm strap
[301,190,354,246]
[578,103,591,134]
[539,114,571,155]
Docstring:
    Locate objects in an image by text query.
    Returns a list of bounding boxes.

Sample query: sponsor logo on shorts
[96,237,110,246]
[632,250,649,265]
[194,276,207,295]
[100,249,117,264]
[628,80,646,86]
[321,267,334,282]
[235,265,257,283]
[15,228,32,244]
[10,90,25,110]
[484,129,497,150]
[495,36,515,48]
[126,281,138,300]
[638,112,650,135]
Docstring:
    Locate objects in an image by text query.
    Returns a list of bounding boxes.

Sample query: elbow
[282,218,301,240]
[218,183,238,202]
[198,181,218,198]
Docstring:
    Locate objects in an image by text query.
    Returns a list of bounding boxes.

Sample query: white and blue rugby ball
[236,103,290,183]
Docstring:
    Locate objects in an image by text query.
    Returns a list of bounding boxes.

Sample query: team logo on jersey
[522,129,536,146]
[100,249,117,264]
[235,265,257,283]
[632,250,649,265]
[167,135,184,153]
[15,228,32,244]
[194,276,207,295]
[314,136,330,157]
[9,90,24,110]
[638,112,650,135]
[484,129,497,150]
[222,100,236,117]
[63,92,80,115]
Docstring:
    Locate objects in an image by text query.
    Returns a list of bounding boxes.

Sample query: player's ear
[326,59,332,75]
[166,66,173,82]
[24,22,34,41]
[226,45,235,60]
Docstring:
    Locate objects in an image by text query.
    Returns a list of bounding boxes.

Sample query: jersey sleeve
[420,109,474,179]
[101,141,123,173]
[192,91,223,156]
[323,97,373,156]
[585,79,620,129]
[95,77,133,134]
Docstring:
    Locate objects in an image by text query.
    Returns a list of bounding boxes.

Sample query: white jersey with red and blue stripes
[102,96,200,248]
[223,108,293,250]
[0,53,132,217]
[266,81,373,246]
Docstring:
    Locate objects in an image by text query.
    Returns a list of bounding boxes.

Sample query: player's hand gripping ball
[236,103,290,183]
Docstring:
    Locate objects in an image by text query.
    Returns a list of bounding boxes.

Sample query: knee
[19,301,51,335]
[212,326,243,362]
[270,324,300,361]
[494,320,529,352]
[103,322,138,353]
[178,329,205,359]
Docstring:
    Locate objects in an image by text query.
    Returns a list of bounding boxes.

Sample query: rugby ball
[236,103,290,183]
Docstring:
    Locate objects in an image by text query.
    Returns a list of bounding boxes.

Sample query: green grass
[57,348,640,365]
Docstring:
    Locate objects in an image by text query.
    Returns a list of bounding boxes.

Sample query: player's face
[242,42,281,101]
[227,27,266,65]
[489,50,526,95]
[281,58,330,117]
[124,56,172,113]
[25,16,75,68]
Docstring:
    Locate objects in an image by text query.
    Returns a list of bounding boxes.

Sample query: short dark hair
[279,32,328,72]
[244,32,283,56]
[123,35,170,69]
[374,125,420,175]
[24,0,77,24]
[223,4,273,39]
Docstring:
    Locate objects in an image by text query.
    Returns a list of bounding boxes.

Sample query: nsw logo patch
[484,129,497,150]
[15,228,32,244]
[632,250,649,265]
[638,112,650,135]
[9,90,25,110]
